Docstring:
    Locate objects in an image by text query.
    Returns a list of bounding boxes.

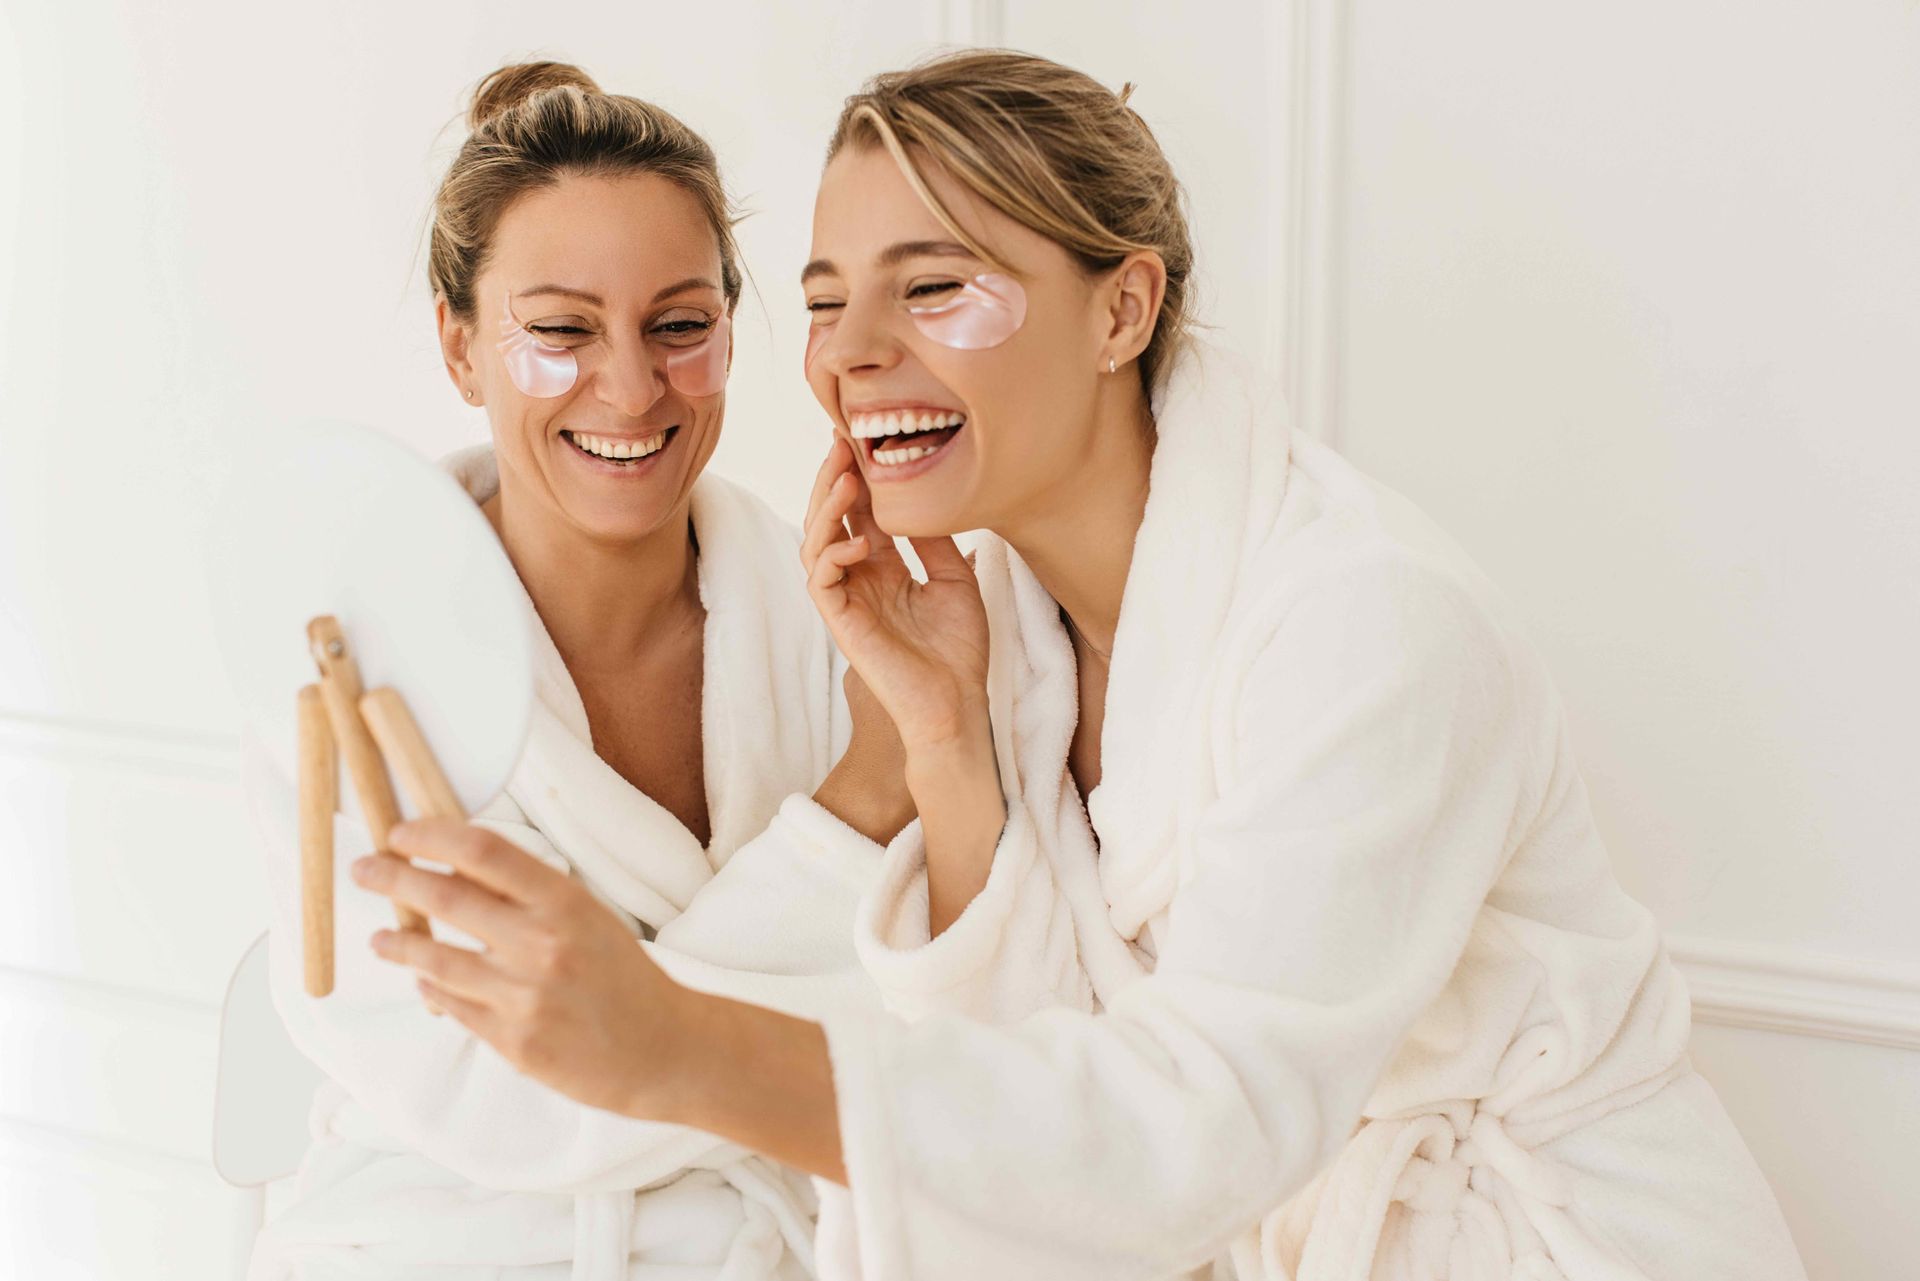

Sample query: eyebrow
[800,240,980,285]
[517,277,721,306]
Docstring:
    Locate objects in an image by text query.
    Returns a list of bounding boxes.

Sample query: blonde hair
[428,61,743,323]
[826,50,1195,392]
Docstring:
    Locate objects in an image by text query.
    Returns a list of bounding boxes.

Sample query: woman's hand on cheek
[350,820,698,1121]
[800,435,994,760]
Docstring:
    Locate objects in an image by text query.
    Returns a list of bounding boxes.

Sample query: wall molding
[935,0,1004,47]
[0,709,241,781]
[1266,0,1350,447]
[1668,934,1920,1052]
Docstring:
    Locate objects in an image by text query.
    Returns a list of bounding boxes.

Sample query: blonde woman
[355,51,1807,1280]
[244,62,914,1281]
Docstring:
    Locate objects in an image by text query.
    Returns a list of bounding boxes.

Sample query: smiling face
[803,145,1132,537]
[440,171,732,545]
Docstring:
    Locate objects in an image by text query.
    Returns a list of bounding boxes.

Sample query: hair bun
[468,61,601,131]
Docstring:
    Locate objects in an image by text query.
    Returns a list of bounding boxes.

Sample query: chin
[869,489,973,540]
[561,486,682,544]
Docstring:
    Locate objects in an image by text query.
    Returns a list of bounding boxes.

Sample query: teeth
[570,430,669,461]
[871,442,942,465]
[848,410,966,439]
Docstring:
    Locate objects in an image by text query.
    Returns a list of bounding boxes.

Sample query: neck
[999,380,1155,660]
[483,480,701,672]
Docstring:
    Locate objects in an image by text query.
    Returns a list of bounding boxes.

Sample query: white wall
[3,1,1914,1277]
[1325,4,1920,1274]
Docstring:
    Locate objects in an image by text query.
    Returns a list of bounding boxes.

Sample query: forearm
[903,705,1008,938]
[813,753,916,846]
[652,988,848,1185]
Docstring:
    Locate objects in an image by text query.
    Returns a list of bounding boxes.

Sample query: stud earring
[1107,356,1117,374]
[464,389,474,400]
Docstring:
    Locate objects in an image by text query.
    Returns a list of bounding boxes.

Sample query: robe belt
[1282,1098,1611,1281]
[571,1189,635,1281]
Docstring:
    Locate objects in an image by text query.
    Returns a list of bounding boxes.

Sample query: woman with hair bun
[359,51,1807,1281]
[244,61,916,1281]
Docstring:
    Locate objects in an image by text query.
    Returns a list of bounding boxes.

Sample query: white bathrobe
[243,447,886,1281]
[808,343,1807,1280]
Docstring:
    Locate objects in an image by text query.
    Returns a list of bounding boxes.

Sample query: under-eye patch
[906,273,1028,350]
[498,292,579,398]
[497,292,731,400]
[661,310,730,398]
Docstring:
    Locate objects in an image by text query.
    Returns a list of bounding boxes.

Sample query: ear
[1098,250,1168,372]
[436,296,482,405]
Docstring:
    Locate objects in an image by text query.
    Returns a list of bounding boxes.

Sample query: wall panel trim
[1266,0,1350,446]
[1669,934,1920,1052]
[0,709,240,780]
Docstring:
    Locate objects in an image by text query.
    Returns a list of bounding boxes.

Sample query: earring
[1107,356,1117,374]
[464,389,474,400]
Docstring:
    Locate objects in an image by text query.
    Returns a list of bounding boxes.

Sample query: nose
[593,336,667,417]
[816,292,906,381]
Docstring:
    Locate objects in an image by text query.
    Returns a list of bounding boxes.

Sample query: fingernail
[369,929,392,952]
[350,856,377,883]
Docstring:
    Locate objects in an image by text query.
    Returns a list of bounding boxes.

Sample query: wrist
[814,754,916,845]
[901,696,996,777]
[625,978,713,1125]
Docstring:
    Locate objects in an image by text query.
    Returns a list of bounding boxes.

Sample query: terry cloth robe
[809,342,1808,1281]
[243,445,887,1281]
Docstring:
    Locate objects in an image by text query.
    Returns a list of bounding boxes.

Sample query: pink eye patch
[496,293,732,400]
[498,292,578,398]
[906,273,1027,350]
[662,310,730,398]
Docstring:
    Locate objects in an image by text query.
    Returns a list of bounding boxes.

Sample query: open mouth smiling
[845,407,967,477]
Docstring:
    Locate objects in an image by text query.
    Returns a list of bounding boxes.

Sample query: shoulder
[1223,441,1556,738]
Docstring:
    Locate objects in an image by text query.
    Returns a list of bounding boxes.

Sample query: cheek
[803,325,829,377]
[803,331,840,419]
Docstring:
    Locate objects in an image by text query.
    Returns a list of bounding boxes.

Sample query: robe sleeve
[244,736,885,1196]
[811,553,1541,1279]
[645,793,889,1021]
[845,801,1093,1022]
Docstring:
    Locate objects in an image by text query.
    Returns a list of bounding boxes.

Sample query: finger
[808,533,870,596]
[416,975,500,1039]
[370,926,506,1004]
[352,853,530,948]
[842,469,904,566]
[386,819,571,909]
[908,535,975,583]
[801,438,855,563]
[803,435,852,532]
[800,470,858,568]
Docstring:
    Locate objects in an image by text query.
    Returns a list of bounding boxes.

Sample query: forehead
[488,171,721,295]
[810,143,1042,272]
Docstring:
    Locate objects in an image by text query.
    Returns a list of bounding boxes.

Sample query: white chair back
[213,932,324,1187]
